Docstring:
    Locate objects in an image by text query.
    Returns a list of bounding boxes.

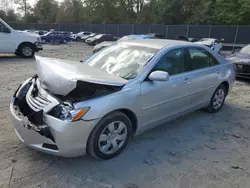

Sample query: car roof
[119,39,192,49]
[200,38,217,41]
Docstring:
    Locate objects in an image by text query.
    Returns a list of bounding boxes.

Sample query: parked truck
[0,18,43,58]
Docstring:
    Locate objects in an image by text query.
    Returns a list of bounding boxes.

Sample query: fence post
[166,25,169,38]
[233,26,239,51]
[148,25,151,33]
[208,25,212,37]
[132,24,134,34]
[186,25,190,37]
[104,24,106,34]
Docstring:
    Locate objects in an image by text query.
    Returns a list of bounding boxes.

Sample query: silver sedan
[10,39,235,159]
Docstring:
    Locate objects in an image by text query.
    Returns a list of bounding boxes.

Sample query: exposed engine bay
[55,80,122,102]
[12,75,123,142]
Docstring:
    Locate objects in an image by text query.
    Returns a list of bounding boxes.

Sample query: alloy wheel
[213,88,225,110]
[22,47,33,57]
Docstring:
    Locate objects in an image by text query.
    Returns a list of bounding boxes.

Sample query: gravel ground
[1,42,250,188]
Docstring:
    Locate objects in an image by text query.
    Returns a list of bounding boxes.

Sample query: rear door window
[188,47,220,70]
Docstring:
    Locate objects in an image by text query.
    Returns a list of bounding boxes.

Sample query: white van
[0,18,43,58]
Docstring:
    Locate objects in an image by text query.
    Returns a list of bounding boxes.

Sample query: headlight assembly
[49,102,90,121]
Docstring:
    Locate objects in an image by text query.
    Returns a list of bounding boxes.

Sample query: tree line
[1,0,250,25]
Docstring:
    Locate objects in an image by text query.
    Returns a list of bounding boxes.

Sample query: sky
[0,0,63,12]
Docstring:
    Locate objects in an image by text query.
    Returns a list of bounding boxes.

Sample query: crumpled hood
[94,41,115,50]
[35,56,127,96]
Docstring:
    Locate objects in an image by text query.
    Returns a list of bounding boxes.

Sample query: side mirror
[3,27,11,33]
[148,71,169,81]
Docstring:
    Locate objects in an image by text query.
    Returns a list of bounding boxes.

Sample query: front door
[0,23,13,53]
[139,48,193,129]
[186,47,221,108]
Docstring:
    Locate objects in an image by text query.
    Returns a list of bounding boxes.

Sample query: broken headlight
[49,103,90,121]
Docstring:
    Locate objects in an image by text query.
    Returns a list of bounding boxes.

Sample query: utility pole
[23,0,27,17]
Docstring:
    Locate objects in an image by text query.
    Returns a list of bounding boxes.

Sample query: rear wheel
[19,44,35,58]
[63,39,68,44]
[87,112,132,160]
[206,84,227,113]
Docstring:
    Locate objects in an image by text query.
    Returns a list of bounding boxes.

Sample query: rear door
[186,47,221,108]
[140,48,193,128]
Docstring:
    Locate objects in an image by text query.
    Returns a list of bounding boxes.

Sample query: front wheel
[206,84,227,113]
[87,112,132,160]
[19,44,35,58]
[76,37,81,41]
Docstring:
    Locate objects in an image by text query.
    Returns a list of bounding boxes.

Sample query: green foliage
[1,0,250,24]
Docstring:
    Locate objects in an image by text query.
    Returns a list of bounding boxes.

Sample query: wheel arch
[220,81,229,95]
[95,108,138,135]
[17,41,35,52]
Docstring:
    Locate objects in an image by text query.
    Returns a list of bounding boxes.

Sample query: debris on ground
[231,165,245,170]
[124,183,139,188]
[144,159,154,166]
[204,144,216,150]
[232,134,241,139]
[170,151,176,156]
[85,178,113,188]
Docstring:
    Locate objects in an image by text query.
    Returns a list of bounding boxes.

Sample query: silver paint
[11,40,235,157]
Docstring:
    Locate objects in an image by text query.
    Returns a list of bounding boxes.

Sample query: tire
[19,43,35,58]
[206,84,227,113]
[63,39,68,44]
[76,37,81,41]
[87,111,132,160]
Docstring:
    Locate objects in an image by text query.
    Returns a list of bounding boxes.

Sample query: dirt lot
[1,42,250,188]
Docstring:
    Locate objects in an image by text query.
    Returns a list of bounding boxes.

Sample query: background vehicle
[0,18,42,58]
[73,31,92,41]
[227,44,250,79]
[85,34,117,46]
[83,33,98,41]
[195,38,222,53]
[176,36,190,42]
[93,34,154,53]
[35,30,48,36]
[10,40,235,160]
[41,31,71,44]
[146,33,166,39]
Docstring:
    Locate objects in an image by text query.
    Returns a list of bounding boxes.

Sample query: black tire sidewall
[88,112,132,160]
[207,84,226,113]
[19,44,35,58]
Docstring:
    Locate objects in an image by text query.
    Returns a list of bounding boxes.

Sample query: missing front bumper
[12,96,55,142]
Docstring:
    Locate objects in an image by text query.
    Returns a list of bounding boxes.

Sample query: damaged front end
[11,76,58,142]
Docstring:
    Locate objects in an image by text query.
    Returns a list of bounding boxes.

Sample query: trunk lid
[35,56,127,96]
